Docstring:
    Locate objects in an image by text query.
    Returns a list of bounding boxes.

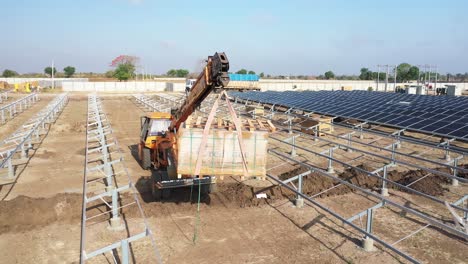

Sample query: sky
[1,0,467,75]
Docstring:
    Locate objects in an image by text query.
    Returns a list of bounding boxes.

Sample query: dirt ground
[0,94,466,264]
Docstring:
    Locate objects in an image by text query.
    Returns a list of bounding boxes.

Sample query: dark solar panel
[230,90,468,140]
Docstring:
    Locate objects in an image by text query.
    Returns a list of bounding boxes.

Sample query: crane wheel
[141,147,151,169]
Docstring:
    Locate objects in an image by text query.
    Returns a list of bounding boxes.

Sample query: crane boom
[170,52,229,131]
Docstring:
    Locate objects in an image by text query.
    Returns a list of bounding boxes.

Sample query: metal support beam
[0,93,67,182]
[266,171,420,263]
[270,136,468,213]
[327,147,334,173]
[81,94,161,264]
[269,148,468,240]
[0,93,38,124]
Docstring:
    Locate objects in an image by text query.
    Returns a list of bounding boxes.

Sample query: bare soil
[0,94,466,264]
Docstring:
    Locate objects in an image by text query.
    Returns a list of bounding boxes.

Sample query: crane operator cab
[138,112,175,170]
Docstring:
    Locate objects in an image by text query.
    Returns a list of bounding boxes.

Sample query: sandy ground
[0,94,466,264]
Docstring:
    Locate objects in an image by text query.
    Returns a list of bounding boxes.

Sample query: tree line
[3,61,468,82]
[2,66,76,78]
[318,63,468,82]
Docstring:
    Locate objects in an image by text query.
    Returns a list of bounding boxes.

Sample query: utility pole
[385,65,389,92]
[393,65,397,92]
[428,65,432,87]
[417,65,422,86]
[424,65,429,84]
[434,65,438,90]
[376,65,381,91]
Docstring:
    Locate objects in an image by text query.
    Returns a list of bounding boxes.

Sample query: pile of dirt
[388,169,450,196]
[0,193,82,233]
[457,164,468,179]
[2,164,460,232]
[210,163,460,207]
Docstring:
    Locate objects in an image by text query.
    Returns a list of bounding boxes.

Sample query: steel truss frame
[80,94,161,264]
[233,96,468,185]
[0,93,39,124]
[0,93,68,183]
[233,96,467,156]
[133,94,172,113]
[228,94,468,262]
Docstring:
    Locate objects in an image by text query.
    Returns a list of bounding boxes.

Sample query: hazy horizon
[2,0,467,76]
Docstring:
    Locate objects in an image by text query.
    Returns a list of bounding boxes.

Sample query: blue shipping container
[228,74,259,81]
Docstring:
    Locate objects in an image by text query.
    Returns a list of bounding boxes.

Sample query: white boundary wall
[62,81,185,92]
[258,80,468,92]
[0,77,88,85]
[61,79,468,93]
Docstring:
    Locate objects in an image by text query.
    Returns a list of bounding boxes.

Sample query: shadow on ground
[135,176,212,205]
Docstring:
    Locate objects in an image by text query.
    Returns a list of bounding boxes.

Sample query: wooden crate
[300,117,333,136]
[185,115,275,132]
[245,105,264,116]
[177,115,275,178]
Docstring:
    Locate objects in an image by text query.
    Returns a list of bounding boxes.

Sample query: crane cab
[140,112,172,148]
[138,112,175,169]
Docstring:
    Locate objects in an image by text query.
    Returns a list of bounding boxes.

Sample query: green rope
[192,178,202,244]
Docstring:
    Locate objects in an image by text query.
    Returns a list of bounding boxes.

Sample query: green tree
[236,69,247,74]
[63,66,76,78]
[372,72,386,81]
[166,69,177,77]
[324,71,335,80]
[44,67,57,77]
[259,72,264,78]
[175,69,189,77]
[166,69,189,77]
[248,70,256,75]
[2,69,18,77]
[359,68,373,80]
[407,66,419,81]
[113,63,135,81]
[396,63,419,82]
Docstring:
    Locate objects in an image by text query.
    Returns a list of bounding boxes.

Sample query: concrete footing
[108,217,124,231]
[327,167,335,174]
[362,237,374,252]
[359,134,364,140]
[295,197,304,208]
[396,143,401,149]
[445,154,451,162]
[381,188,389,197]
[347,148,353,153]
[452,179,459,187]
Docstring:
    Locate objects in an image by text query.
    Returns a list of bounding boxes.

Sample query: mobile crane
[138,52,230,199]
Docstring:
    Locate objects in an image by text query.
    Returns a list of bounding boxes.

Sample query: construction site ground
[0,94,466,264]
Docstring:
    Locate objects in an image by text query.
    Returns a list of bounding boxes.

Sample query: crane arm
[170,52,230,131]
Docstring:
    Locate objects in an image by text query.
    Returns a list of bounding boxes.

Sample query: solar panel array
[230,90,468,140]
